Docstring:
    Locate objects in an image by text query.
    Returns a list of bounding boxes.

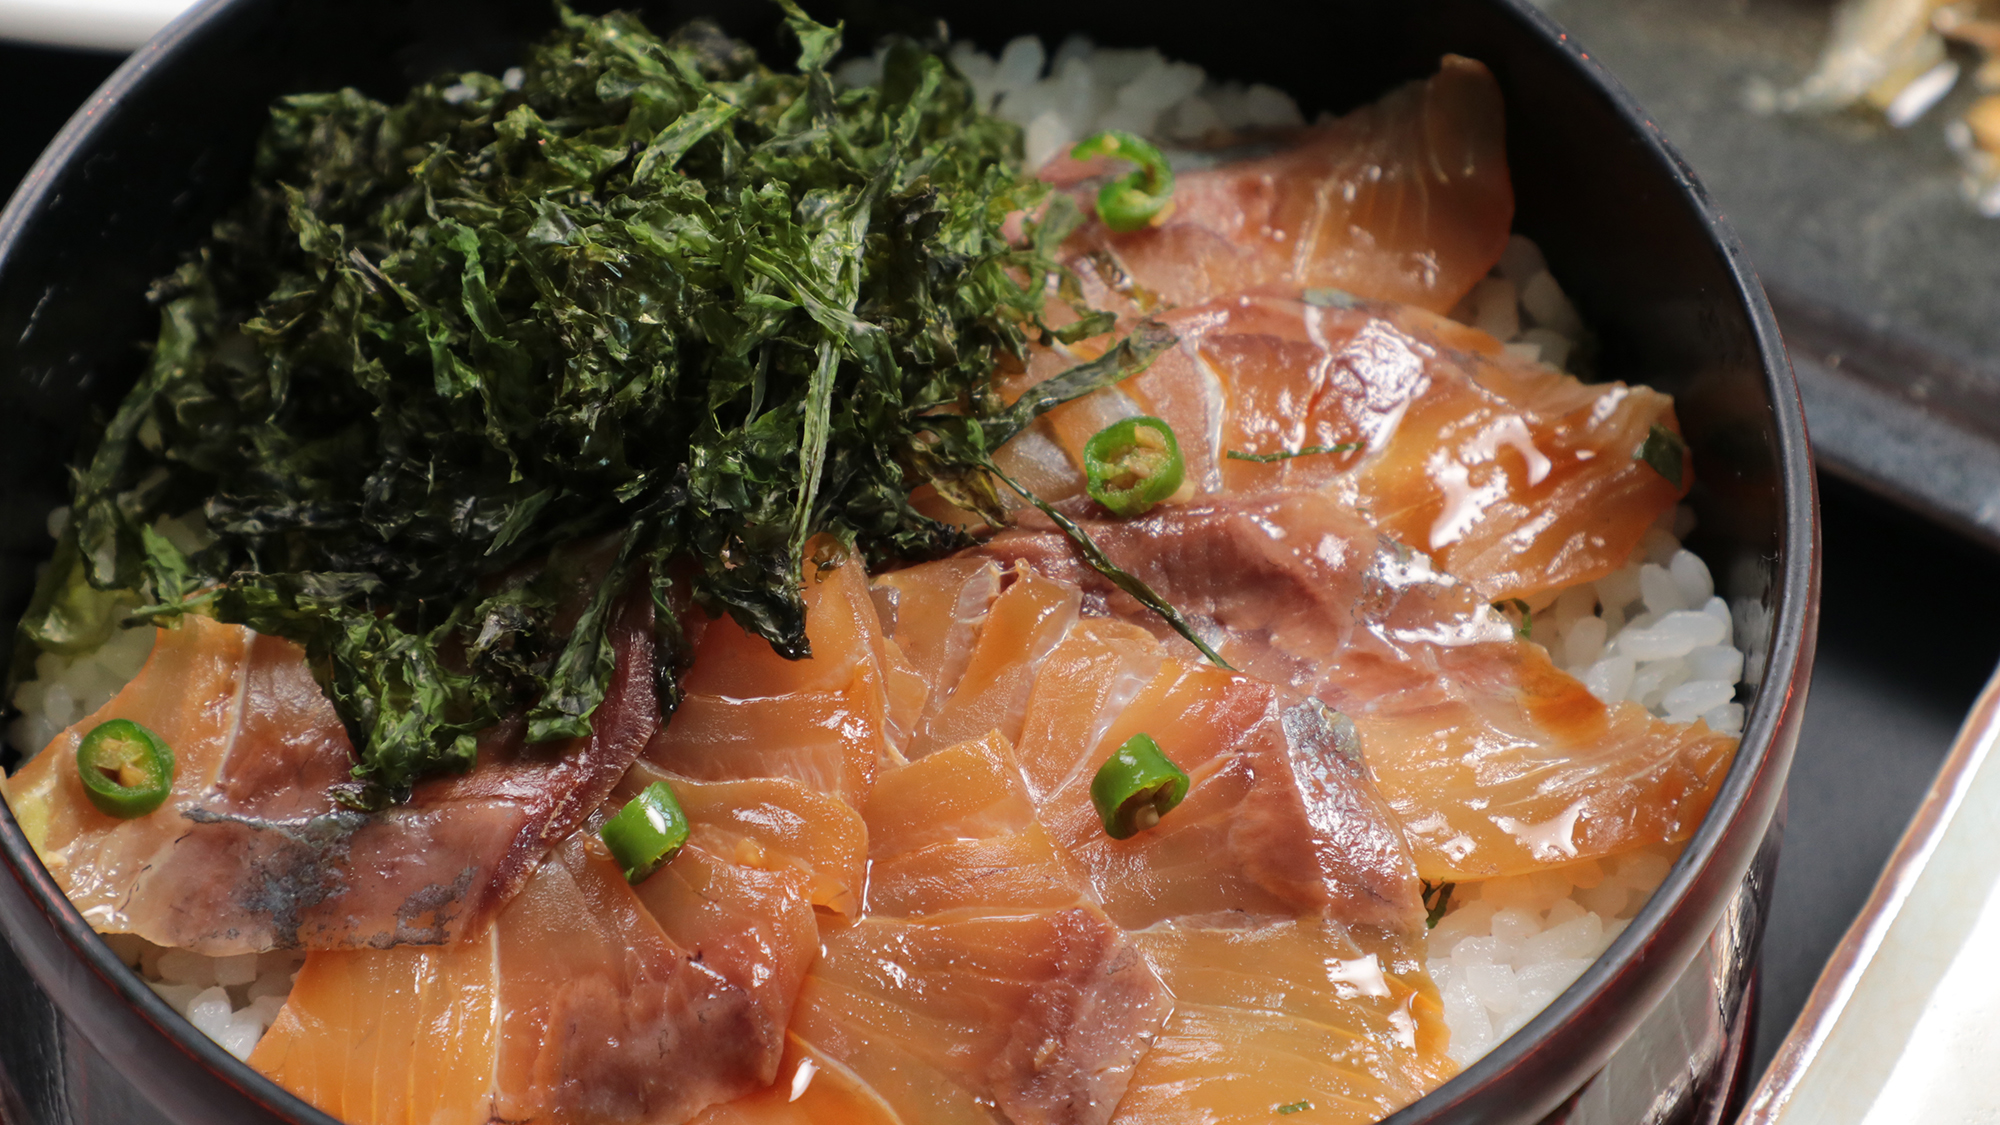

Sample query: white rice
[5,49,1747,1078]
[839,36,1305,168]
[1426,844,1679,1065]
[97,932,304,1061]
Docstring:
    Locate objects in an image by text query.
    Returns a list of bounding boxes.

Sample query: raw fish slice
[1045,55,1511,318]
[1002,292,1686,600]
[648,548,896,801]
[1112,919,1455,1124]
[902,567,1080,758]
[253,835,766,1125]
[786,731,1170,1125]
[618,763,868,918]
[3,589,659,953]
[1019,645,1423,932]
[977,492,1737,881]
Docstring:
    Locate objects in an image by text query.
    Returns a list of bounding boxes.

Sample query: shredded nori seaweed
[21,3,1160,805]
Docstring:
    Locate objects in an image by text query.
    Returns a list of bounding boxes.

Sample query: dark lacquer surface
[0,3,1812,1122]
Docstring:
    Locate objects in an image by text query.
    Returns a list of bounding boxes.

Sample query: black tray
[1554,0,2000,550]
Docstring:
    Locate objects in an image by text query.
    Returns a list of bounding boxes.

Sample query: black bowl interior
[0,1,1816,1123]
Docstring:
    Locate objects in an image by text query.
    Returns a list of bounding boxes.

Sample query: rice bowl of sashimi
[0,1,1815,1123]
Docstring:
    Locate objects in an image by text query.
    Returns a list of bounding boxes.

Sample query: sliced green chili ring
[1635,424,1687,489]
[1276,1101,1315,1116]
[1091,733,1190,840]
[75,719,175,819]
[1084,416,1185,518]
[1072,130,1176,233]
[601,780,691,884]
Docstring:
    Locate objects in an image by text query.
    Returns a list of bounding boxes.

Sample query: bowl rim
[0,0,1819,1122]
[1380,2,1818,1120]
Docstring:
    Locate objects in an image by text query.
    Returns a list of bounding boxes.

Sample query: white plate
[1746,669,2000,1123]
[0,0,196,52]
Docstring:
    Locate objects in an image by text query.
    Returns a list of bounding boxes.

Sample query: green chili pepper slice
[1071,130,1176,233]
[600,780,691,884]
[1084,416,1186,518]
[75,719,175,819]
[1091,733,1190,840]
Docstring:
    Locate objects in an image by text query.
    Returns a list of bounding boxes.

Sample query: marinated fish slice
[797,909,1169,1125]
[862,730,1088,918]
[978,492,1738,881]
[630,842,818,1085]
[871,557,1003,740]
[250,927,502,1125]
[867,825,1088,920]
[604,767,854,1068]
[489,834,767,1123]
[1025,653,1423,932]
[617,764,868,918]
[1045,55,1511,318]
[1346,317,1689,603]
[870,558,1002,684]
[643,692,876,810]
[903,567,1081,758]
[1001,292,1685,601]
[782,731,1169,1125]
[1011,617,1165,801]
[253,835,767,1125]
[5,617,304,937]
[340,586,660,944]
[690,1036,901,1125]
[1363,643,1736,882]
[677,553,880,699]
[649,550,894,802]
[3,590,660,953]
[878,640,931,763]
[864,728,1040,853]
[1112,919,1455,1125]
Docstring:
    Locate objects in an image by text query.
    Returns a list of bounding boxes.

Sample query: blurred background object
[0,0,195,51]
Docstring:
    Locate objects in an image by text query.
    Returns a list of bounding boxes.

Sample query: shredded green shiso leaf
[22,3,1164,807]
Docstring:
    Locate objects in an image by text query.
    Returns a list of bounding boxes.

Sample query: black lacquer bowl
[0,1,1818,1122]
